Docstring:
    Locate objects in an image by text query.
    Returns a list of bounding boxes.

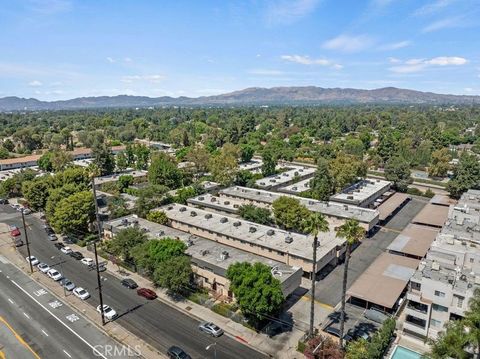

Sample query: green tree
[50,150,73,172]
[133,238,187,276]
[226,262,284,326]
[107,227,148,265]
[238,204,272,225]
[51,191,95,235]
[344,138,364,158]
[146,210,169,225]
[92,143,115,176]
[329,153,367,191]
[22,178,51,210]
[118,174,134,192]
[385,156,412,192]
[310,158,335,201]
[240,144,255,163]
[2,139,15,152]
[303,213,329,337]
[272,196,311,233]
[148,153,183,189]
[208,151,237,186]
[153,256,192,294]
[261,151,277,177]
[186,145,210,174]
[0,147,9,159]
[429,148,451,178]
[116,151,128,171]
[174,186,199,204]
[428,320,469,359]
[336,219,365,348]
[38,152,53,172]
[447,153,480,199]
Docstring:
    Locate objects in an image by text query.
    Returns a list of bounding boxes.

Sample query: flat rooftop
[412,203,450,228]
[94,170,147,185]
[220,186,379,225]
[103,215,300,285]
[347,252,419,309]
[430,194,457,207]
[255,166,316,188]
[378,193,410,221]
[387,224,439,258]
[330,179,391,205]
[278,178,312,194]
[238,160,263,172]
[187,193,244,213]
[162,203,345,261]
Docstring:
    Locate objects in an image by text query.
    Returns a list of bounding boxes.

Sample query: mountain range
[1,86,479,111]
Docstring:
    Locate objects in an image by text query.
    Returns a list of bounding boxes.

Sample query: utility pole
[91,176,106,326]
[309,234,318,339]
[21,210,33,274]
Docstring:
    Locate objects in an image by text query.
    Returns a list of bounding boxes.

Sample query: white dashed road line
[23,312,30,319]
[42,329,49,337]
[63,349,72,358]
[8,298,14,304]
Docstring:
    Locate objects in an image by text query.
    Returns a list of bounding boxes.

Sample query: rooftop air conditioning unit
[233,221,241,227]
[220,251,229,260]
[347,195,354,200]
[292,187,297,190]
[344,205,349,210]
[211,197,216,202]
[432,261,440,271]
[167,206,173,210]
[190,211,197,217]
[205,213,212,219]
[186,239,194,247]
[267,229,275,236]
[199,196,205,201]
[285,236,293,243]
[179,207,187,212]
[220,217,228,223]
[224,201,230,205]
[249,226,257,233]
[200,249,209,256]
[156,231,165,237]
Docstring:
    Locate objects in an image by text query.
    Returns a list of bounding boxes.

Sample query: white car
[81,258,94,266]
[96,304,117,320]
[37,263,50,273]
[22,208,32,215]
[73,287,90,300]
[60,246,72,255]
[26,256,39,266]
[47,268,63,281]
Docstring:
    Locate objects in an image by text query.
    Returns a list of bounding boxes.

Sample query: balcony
[407,300,428,314]
[405,314,427,329]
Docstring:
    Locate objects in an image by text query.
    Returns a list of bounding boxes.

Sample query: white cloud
[28,80,43,87]
[413,0,456,16]
[389,56,468,73]
[422,16,462,32]
[379,40,411,51]
[388,57,401,63]
[322,34,374,53]
[106,57,115,63]
[248,69,285,76]
[280,55,342,69]
[121,74,165,83]
[266,0,321,25]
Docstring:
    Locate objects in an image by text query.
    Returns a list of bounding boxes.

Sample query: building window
[454,295,464,308]
[470,258,474,263]
[430,319,441,328]
[432,303,448,312]
[406,315,426,328]
[434,290,445,298]
[411,281,421,291]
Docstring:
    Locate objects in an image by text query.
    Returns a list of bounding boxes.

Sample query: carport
[411,203,449,228]
[347,252,419,313]
[387,224,439,259]
[378,193,410,223]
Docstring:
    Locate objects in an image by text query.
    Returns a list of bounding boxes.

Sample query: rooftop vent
[200,249,209,256]
[211,197,216,202]
[294,171,299,176]
[343,205,349,210]
[267,229,275,236]
[198,196,205,201]
[224,201,230,205]
[179,207,187,212]
[249,226,257,233]
[220,217,228,223]
[190,211,197,217]
[285,236,293,243]
[156,231,165,237]
[121,218,128,226]
[233,221,241,227]
[220,251,229,260]
[432,261,440,271]
[233,204,239,209]
[205,213,213,219]
[185,239,194,247]
[347,195,354,200]
[292,186,297,190]
[167,205,173,210]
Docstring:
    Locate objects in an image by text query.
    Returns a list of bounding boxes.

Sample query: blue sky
[1,0,479,100]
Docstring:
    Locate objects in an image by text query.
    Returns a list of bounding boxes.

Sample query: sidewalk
[0,225,165,359]
[72,241,306,358]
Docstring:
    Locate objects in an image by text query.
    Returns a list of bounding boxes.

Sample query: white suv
[47,268,63,281]
[96,304,117,320]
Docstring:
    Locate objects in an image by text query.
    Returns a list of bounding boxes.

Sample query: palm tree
[303,212,329,338]
[335,219,365,348]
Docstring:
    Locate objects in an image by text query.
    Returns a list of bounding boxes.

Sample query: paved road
[1,205,266,359]
[0,255,132,359]
[313,197,429,306]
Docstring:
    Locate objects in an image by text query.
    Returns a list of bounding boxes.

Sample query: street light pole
[91,176,106,326]
[206,342,217,359]
[21,210,33,274]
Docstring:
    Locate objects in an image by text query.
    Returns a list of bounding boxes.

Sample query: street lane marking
[42,329,49,337]
[23,312,30,319]
[0,316,41,359]
[8,298,14,304]
[63,350,72,358]
[10,280,108,359]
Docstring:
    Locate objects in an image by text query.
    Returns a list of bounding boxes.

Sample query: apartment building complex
[403,189,480,339]
[330,178,391,208]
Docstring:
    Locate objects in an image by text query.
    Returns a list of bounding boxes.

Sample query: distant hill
[1,86,479,111]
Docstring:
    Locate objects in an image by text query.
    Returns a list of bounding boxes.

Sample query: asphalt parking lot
[312,197,429,307]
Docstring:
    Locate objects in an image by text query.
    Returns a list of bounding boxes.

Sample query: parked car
[26,256,39,266]
[60,278,75,291]
[81,258,94,266]
[0,198,9,204]
[167,346,191,359]
[47,268,63,281]
[69,251,84,260]
[21,208,32,215]
[137,288,157,300]
[60,246,72,254]
[96,305,117,320]
[121,278,138,289]
[12,237,24,247]
[325,326,341,338]
[48,234,58,241]
[63,236,77,244]
[54,242,65,250]
[10,228,21,237]
[198,322,224,337]
[37,263,50,273]
[73,287,90,300]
